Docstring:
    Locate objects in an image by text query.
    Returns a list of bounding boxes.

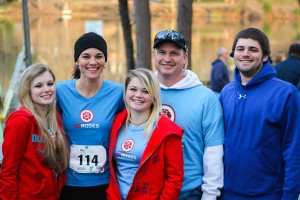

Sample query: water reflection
[1,14,300,101]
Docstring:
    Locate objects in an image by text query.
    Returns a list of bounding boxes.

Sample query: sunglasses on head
[155,30,185,41]
[154,30,187,51]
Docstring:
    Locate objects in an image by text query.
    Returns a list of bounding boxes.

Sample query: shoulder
[56,79,73,90]
[197,85,220,101]
[270,77,299,93]
[157,115,183,137]
[103,80,123,90]
[5,109,36,129]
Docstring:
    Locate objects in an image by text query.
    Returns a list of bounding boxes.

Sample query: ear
[263,55,268,62]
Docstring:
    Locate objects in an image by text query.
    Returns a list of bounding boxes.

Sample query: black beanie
[74,32,107,62]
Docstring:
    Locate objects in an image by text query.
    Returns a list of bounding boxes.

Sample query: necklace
[129,117,149,126]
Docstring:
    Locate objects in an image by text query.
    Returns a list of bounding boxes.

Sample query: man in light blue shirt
[152,29,225,200]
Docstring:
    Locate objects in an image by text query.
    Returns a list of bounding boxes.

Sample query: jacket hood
[231,61,276,131]
[156,69,203,90]
[6,107,37,125]
[234,61,276,89]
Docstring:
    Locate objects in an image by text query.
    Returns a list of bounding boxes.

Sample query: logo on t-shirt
[121,139,134,152]
[80,110,94,122]
[161,104,176,122]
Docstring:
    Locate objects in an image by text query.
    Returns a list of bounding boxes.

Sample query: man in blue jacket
[220,27,300,200]
[275,43,300,91]
[210,47,230,96]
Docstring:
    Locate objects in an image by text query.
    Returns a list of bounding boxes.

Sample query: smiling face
[76,48,106,80]
[125,76,153,116]
[233,38,268,83]
[30,71,56,112]
[153,42,187,86]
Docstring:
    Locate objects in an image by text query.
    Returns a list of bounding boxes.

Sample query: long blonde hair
[124,68,161,137]
[18,63,68,172]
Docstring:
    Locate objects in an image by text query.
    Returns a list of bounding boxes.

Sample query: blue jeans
[179,186,202,200]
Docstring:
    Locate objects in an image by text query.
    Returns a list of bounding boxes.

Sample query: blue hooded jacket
[220,62,300,200]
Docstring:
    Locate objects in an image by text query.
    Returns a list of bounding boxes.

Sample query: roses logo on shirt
[80,110,94,122]
[161,104,176,122]
[121,139,134,152]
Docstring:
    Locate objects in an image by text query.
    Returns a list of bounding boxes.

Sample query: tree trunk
[177,0,193,69]
[119,0,135,73]
[134,0,151,69]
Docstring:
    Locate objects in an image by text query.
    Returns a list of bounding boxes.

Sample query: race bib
[69,145,106,173]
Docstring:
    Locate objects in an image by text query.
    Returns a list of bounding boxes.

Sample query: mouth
[41,94,53,99]
[132,99,144,104]
[161,63,175,68]
[87,67,99,71]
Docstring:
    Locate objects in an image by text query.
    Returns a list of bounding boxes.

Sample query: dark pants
[60,185,108,200]
[179,186,222,200]
[179,186,202,200]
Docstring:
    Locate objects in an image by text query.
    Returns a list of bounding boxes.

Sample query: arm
[160,135,184,200]
[201,94,225,200]
[202,145,224,200]
[0,116,32,200]
[281,90,300,200]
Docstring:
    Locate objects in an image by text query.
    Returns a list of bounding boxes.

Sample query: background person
[0,63,69,200]
[275,43,300,91]
[220,27,300,200]
[107,68,184,199]
[57,32,125,200]
[210,47,230,96]
[153,29,225,200]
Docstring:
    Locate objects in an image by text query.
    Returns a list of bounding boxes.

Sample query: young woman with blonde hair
[107,68,184,199]
[0,63,68,200]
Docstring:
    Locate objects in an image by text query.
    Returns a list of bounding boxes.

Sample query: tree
[177,0,193,69]
[134,0,151,69]
[119,0,135,73]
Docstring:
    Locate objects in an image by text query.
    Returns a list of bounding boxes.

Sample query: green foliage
[263,0,272,13]
[263,23,271,35]
[0,0,16,6]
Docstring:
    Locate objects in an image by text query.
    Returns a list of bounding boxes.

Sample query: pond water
[0,5,300,113]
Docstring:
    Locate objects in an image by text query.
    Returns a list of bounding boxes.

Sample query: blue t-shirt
[114,124,151,199]
[160,85,224,198]
[56,79,124,187]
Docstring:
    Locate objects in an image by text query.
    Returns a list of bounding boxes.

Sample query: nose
[163,53,172,62]
[241,49,250,56]
[43,85,52,93]
[89,57,97,64]
[134,90,143,98]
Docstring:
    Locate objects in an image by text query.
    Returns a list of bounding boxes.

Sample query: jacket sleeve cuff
[281,191,299,200]
[201,192,217,200]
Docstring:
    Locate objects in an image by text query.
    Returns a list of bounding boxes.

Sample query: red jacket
[107,110,184,200]
[0,108,66,200]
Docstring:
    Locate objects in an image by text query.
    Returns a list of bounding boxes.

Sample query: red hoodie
[107,110,184,200]
[0,108,66,200]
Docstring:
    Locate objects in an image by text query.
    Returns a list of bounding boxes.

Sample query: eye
[129,88,137,91]
[142,90,149,94]
[97,54,104,58]
[236,47,244,51]
[170,51,179,56]
[249,47,259,52]
[157,50,165,55]
[81,54,90,59]
[34,84,42,88]
[48,82,54,86]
